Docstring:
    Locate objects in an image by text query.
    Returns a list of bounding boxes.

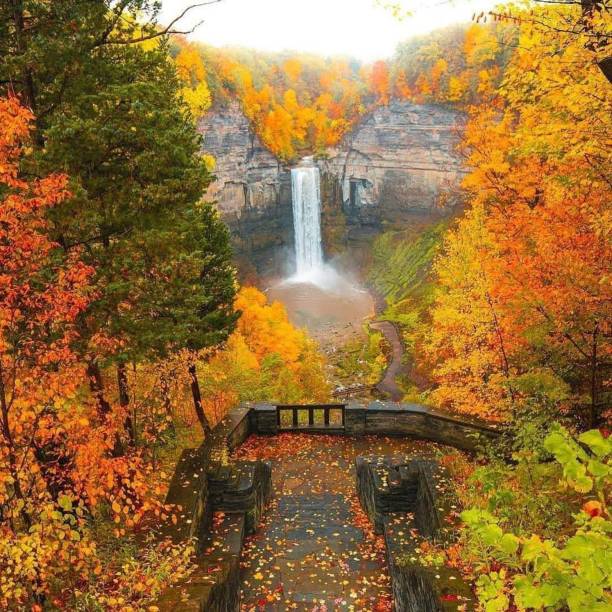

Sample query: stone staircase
[356,456,475,611]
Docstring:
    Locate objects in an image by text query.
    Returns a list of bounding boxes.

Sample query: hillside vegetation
[171,21,514,161]
[367,221,449,395]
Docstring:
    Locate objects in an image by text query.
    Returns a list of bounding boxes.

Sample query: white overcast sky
[159,0,495,61]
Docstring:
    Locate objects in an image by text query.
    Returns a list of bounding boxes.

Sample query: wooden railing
[276,404,345,431]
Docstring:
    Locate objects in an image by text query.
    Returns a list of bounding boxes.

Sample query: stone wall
[356,456,475,611]
[156,513,245,612]
[155,405,270,611]
[353,401,500,451]
[251,401,501,452]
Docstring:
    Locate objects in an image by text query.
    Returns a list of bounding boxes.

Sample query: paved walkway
[234,434,437,611]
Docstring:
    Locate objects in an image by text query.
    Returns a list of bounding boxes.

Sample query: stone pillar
[345,402,366,435]
[252,403,278,435]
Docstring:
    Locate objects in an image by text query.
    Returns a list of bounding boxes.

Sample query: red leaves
[0,96,102,608]
[0,98,93,367]
[583,501,604,518]
[373,593,394,611]
[441,593,460,601]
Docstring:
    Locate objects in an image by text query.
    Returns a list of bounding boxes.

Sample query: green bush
[460,428,611,611]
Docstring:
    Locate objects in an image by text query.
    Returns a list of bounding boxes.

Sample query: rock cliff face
[198,104,293,277]
[323,101,463,231]
[198,101,464,276]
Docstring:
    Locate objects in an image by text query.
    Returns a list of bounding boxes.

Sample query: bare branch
[99,1,222,46]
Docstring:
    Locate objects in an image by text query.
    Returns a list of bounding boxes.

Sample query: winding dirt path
[370,320,404,402]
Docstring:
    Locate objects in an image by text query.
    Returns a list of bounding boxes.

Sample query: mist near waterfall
[267,158,374,343]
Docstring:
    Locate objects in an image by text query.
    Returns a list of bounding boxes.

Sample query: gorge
[2,3,608,610]
[199,100,465,279]
[199,99,466,396]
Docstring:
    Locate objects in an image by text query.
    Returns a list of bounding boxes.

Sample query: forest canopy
[169,20,515,160]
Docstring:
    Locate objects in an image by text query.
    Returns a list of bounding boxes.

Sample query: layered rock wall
[323,101,464,230]
[198,101,464,276]
[198,104,293,276]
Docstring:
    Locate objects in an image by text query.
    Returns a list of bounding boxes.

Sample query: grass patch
[369,220,449,319]
[367,220,451,394]
[331,326,388,387]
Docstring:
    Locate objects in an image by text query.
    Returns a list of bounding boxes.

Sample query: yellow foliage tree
[425,6,611,425]
[175,44,212,117]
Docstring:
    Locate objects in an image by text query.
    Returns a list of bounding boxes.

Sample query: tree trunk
[86,359,111,416]
[485,291,516,413]
[117,363,136,446]
[159,372,176,434]
[86,359,128,455]
[589,322,600,428]
[188,362,211,435]
[10,0,45,146]
[0,362,31,529]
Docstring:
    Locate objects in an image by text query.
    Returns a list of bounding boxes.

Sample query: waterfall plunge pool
[267,158,374,346]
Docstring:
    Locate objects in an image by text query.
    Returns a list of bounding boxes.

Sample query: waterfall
[291,162,323,277]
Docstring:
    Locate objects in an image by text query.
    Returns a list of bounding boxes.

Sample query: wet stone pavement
[233,434,440,611]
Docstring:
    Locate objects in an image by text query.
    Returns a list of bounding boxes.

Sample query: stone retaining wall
[356,456,475,611]
[155,405,270,611]
[252,401,501,451]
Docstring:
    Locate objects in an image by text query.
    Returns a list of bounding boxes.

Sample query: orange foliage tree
[0,95,92,519]
[170,23,516,161]
[391,22,513,106]
[0,96,96,606]
[175,42,212,116]
[369,60,391,104]
[424,7,611,425]
[174,44,370,161]
[188,287,330,426]
[0,95,196,610]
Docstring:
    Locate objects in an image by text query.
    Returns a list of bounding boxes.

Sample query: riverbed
[265,270,407,402]
[266,272,374,347]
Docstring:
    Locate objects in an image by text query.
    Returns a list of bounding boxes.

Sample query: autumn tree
[391,23,513,105]
[175,42,213,117]
[189,45,371,161]
[0,95,95,606]
[223,287,330,404]
[2,2,239,437]
[369,60,391,104]
[425,6,611,426]
[283,58,303,82]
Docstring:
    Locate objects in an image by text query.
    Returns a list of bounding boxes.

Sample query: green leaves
[476,572,510,612]
[467,517,612,611]
[578,430,611,459]
[513,575,565,610]
[499,533,519,555]
[462,427,612,611]
[544,427,611,495]
[57,495,73,513]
